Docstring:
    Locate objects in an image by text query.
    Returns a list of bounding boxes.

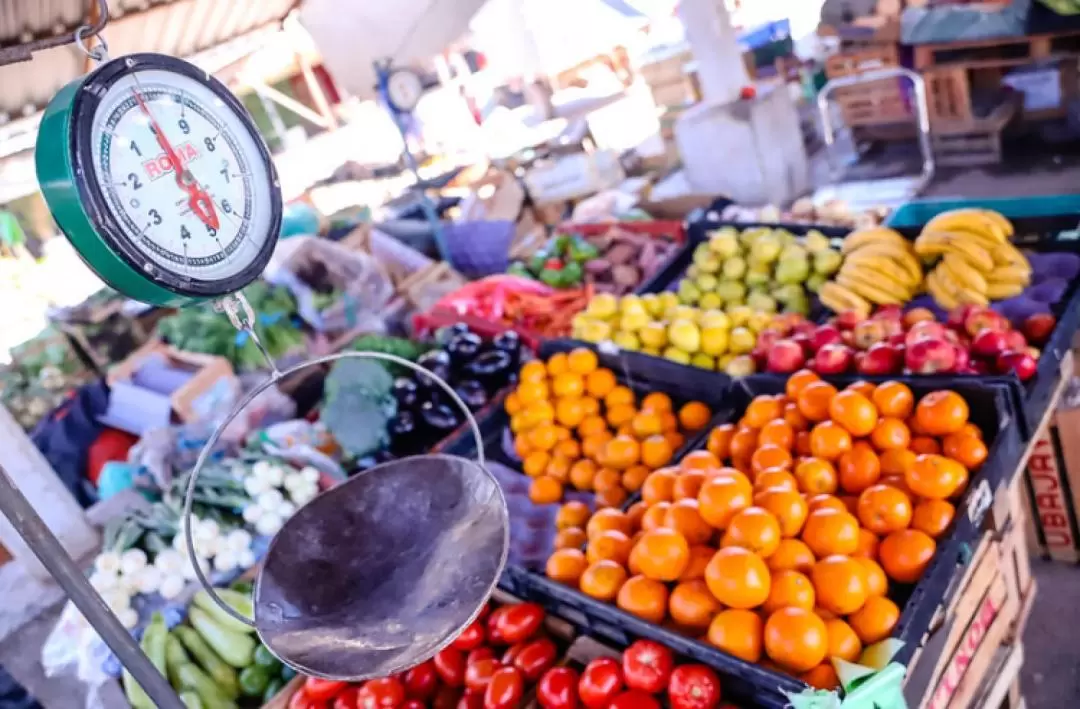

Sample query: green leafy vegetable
[321,358,395,458]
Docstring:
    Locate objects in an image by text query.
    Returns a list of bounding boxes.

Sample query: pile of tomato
[536,639,733,709]
[286,601,558,709]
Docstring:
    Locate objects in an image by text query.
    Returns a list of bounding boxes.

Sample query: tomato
[609,690,661,709]
[453,620,486,651]
[502,642,528,666]
[623,640,674,694]
[465,658,500,692]
[303,678,349,701]
[467,647,497,666]
[289,689,327,709]
[486,607,510,644]
[476,602,492,622]
[357,677,406,709]
[433,686,462,709]
[434,648,467,687]
[404,660,439,699]
[668,665,722,709]
[333,688,359,709]
[484,667,525,709]
[457,691,485,709]
[578,657,624,709]
[537,667,580,709]
[401,701,426,709]
[513,637,558,681]
[494,603,545,645]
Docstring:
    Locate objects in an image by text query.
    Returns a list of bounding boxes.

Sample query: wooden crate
[925,67,973,123]
[826,44,913,127]
[930,95,1018,167]
[912,30,1080,71]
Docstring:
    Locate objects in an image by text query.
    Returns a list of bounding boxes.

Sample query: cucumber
[123,613,168,709]
[238,665,272,697]
[189,608,256,668]
[180,691,204,709]
[174,626,240,699]
[263,677,285,703]
[176,664,238,709]
[253,644,281,670]
[192,589,255,635]
[166,635,191,689]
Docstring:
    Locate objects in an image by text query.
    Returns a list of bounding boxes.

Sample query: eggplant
[416,349,452,391]
[391,377,419,411]
[446,333,483,372]
[420,400,462,438]
[455,380,489,411]
[492,331,523,367]
[465,350,514,394]
[435,322,472,346]
[388,411,418,456]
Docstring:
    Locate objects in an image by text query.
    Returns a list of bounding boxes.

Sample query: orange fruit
[524,451,551,478]
[606,404,637,429]
[880,529,936,583]
[829,390,879,437]
[849,596,900,644]
[593,467,623,493]
[520,360,548,384]
[555,397,587,428]
[641,392,673,413]
[797,381,838,422]
[587,530,633,565]
[744,395,784,428]
[824,618,863,662]
[673,470,707,500]
[530,476,563,504]
[729,427,760,462]
[569,459,599,490]
[601,435,641,470]
[630,411,664,438]
[906,454,967,500]
[873,381,915,419]
[871,418,911,452]
[705,546,772,609]
[762,570,816,614]
[764,607,828,673]
[681,450,722,471]
[758,420,795,450]
[669,579,720,629]
[706,424,736,460]
[625,501,648,531]
[880,448,917,477]
[679,402,712,431]
[605,386,635,408]
[665,431,686,451]
[839,494,860,516]
[595,486,629,508]
[579,560,628,601]
[568,347,599,374]
[557,501,592,529]
[915,390,969,436]
[640,502,671,532]
[784,403,811,433]
[722,507,782,557]
[581,397,600,418]
[801,509,860,558]
[853,557,889,597]
[529,423,561,452]
[680,545,716,581]
[943,434,988,470]
[553,373,585,399]
[547,455,573,483]
[809,421,853,461]
[754,469,799,494]
[912,499,955,539]
[846,381,877,398]
[660,411,679,433]
[794,458,839,495]
[802,664,841,691]
[585,368,617,398]
[641,436,674,469]
[622,465,651,493]
[806,494,847,514]
[547,353,570,376]
[755,488,809,538]
[664,499,714,545]
[768,539,816,573]
[707,609,764,663]
[698,476,753,530]
[642,468,678,505]
[554,527,588,550]
[587,508,632,538]
[857,484,913,535]
[838,441,882,495]
[546,548,588,584]
[854,529,880,560]
[616,575,669,624]
[751,445,794,475]
[786,369,821,400]
[578,415,609,439]
[629,528,691,581]
[557,438,582,459]
[812,555,869,615]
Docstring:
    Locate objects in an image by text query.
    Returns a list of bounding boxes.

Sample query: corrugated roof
[0,0,298,120]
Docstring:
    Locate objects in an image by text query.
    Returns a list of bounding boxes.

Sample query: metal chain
[0,0,110,66]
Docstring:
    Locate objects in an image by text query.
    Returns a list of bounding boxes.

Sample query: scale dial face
[386,69,423,113]
[43,54,281,301]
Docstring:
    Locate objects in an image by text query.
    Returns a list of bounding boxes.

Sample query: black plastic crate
[498,374,1021,705]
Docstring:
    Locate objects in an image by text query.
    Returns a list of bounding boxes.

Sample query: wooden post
[297,52,338,129]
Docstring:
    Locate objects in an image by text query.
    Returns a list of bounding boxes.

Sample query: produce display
[0,328,92,430]
[508,228,677,295]
[570,292,776,375]
[747,306,1051,379]
[506,348,713,506]
[431,276,593,342]
[672,227,844,316]
[544,374,985,686]
[719,200,889,230]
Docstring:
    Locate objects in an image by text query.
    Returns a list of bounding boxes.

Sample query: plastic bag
[41,601,114,709]
[255,420,345,482]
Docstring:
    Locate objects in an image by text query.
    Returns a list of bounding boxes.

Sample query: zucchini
[263,677,285,703]
[189,608,256,668]
[123,613,168,709]
[174,626,240,699]
[180,691,204,709]
[165,635,191,689]
[192,589,255,635]
[176,664,238,709]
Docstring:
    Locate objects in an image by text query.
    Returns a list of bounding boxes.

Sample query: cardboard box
[1023,407,1080,562]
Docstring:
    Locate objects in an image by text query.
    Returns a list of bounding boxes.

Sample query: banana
[932,264,989,307]
[925,269,959,310]
[923,209,1007,243]
[842,245,923,285]
[940,253,988,294]
[956,288,990,307]
[914,232,995,273]
[986,281,1026,300]
[939,227,1003,253]
[990,242,1031,272]
[988,266,1032,286]
[819,281,871,317]
[836,271,908,305]
[841,227,911,255]
[840,260,916,295]
[978,209,1015,238]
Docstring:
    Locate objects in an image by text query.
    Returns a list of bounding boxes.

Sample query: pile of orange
[544,370,987,689]
[505,347,713,506]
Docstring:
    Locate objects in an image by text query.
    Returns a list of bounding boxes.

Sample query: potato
[612,264,641,288]
[605,243,637,265]
[585,258,612,276]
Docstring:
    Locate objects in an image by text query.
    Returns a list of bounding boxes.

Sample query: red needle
[132,89,220,231]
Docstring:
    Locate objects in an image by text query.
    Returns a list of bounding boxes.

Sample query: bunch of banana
[819,227,923,317]
[914,208,1031,309]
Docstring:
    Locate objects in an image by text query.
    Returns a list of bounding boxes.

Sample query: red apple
[952,345,970,372]
[972,328,1009,359]
[1022,313,1056,347]
[906,321,948,347]
[792,320,817,337]
[997,350,1038,381]
[853,320,887,350]
[791,332,814,357]
[886,332,907,347]
[835,310,865,331]
[767,339,807,373]
[859,342,903,375]
[1003,330,1027,353]
[942,328,961,346]
[809,325,843,352]
[815,343,854,374]
[969,359,991,375]
[841,331,855,347]
[964,308,1008,338]
[947,305,977,331]
[873,305,904,322]
[903,307,936,329]
[905,337,957,374]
